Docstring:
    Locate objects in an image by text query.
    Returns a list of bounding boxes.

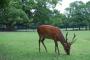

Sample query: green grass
[0,31,90,60]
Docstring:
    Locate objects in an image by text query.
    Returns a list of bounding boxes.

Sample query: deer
[37,25,76,55]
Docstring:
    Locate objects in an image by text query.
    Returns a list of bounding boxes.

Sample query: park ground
[0,31,90,60]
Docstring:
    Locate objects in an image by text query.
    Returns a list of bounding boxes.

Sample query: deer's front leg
[55,41,60,55]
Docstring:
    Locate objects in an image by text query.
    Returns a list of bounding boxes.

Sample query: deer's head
[64,32,77,55]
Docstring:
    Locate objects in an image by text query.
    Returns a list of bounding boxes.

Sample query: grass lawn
[0,31,90,60]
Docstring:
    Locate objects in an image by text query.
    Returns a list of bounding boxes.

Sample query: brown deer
[37,25,76,55]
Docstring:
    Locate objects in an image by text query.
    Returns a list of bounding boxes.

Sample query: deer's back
[37,25,62,40]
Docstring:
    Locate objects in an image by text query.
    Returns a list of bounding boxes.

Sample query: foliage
[0,0,90,30]
[0,0,11,8]
[65,1,90,30]
[0,0,63,30]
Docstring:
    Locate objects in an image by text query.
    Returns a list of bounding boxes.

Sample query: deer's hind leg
[39,36,41,52]
[39,36,47,52]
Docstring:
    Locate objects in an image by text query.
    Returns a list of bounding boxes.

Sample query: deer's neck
[58,35,66,47]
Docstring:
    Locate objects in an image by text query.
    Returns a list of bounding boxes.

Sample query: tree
[0,0,29,31]
[49,10,66,28]
[29,0,62,27]
[0,0,10,8]
[0,0,62,31]
[65,1,86,30]
[86,1,90,30]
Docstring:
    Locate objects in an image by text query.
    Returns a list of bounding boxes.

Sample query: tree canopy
[0,0,90,31]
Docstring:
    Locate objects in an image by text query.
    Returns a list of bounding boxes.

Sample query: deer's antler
[66,32,68,42]
[70,33,77,45]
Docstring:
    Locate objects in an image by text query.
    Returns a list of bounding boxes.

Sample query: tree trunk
[89,24,90,30]
[79,26,81,30]
[65,26,67,31]
[85,26,87,30]
[5,24,15,31]
[72,26,74,31]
